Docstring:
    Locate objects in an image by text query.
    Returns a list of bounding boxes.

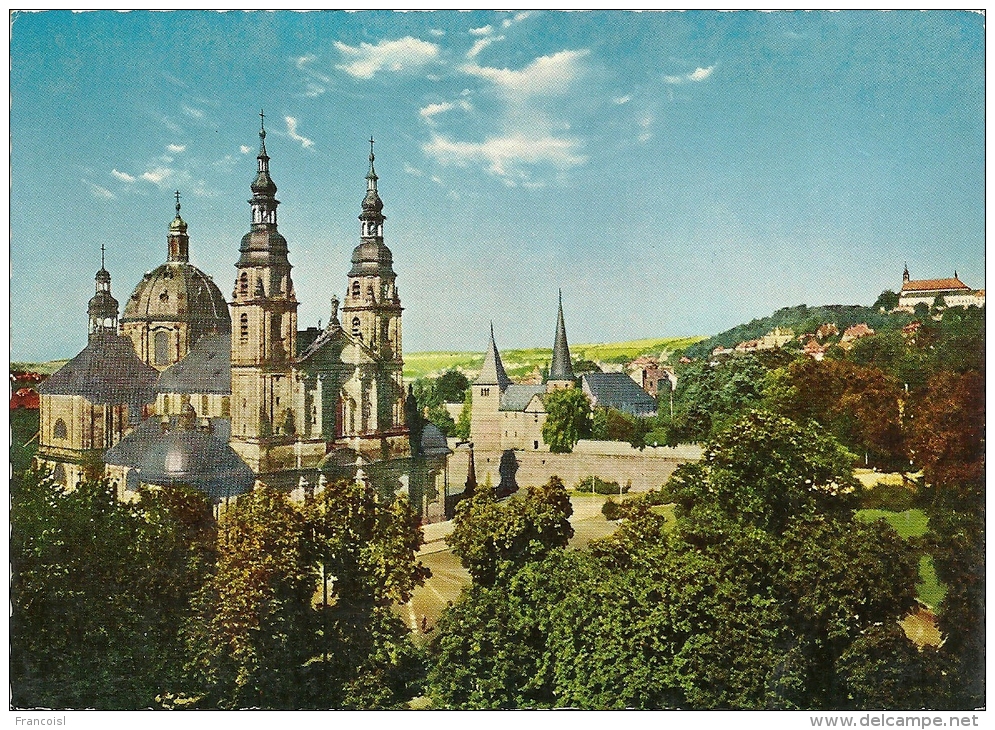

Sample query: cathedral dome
[122,261,230,339]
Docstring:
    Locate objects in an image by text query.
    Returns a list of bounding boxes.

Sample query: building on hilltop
[896,264,985,310]
[120,193,231,371]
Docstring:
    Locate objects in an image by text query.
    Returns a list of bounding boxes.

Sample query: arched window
[352,281,361,298]
[154,330,171,366]
[53,418,68,440]
[352,317,362,339]
[239,272,249,296]
[240,313,248,341]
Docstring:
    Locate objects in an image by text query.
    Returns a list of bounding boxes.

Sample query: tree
[771,359,907,469]
[447,475,573,586]
[665,410,862,537]
[453,389,472,440]
[873,289,900,311]
[182,486,316,709]
[435,369,470,404]
[541,387,592,453]
[906,369,985,506]
[11,470,216,709]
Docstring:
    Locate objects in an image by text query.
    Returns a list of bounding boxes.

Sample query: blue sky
[10,10,985,363]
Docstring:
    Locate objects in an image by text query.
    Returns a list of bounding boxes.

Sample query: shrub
[601,499,622,521]
[574,476,627,495]
[863,482,915,512]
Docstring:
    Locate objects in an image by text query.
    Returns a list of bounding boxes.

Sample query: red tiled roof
[901,277,970,292]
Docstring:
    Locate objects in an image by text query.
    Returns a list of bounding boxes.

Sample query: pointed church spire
[903,262,910,283]
[475,322,511,388]
[167,190,190,262]
[549,289,574,382]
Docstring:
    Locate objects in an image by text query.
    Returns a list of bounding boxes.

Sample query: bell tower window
[239,272,249,296]
[239,313,249,341]
[352,281,361,298]
[53,418,68,440]
[352,317,362,339]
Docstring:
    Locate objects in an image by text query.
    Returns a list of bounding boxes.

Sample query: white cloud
[422,132,586,180]
[664,65,717,84]
[295,53,331,97]
[688,65,716,82]
[85,180,115,199]
[467,35,503,59]
[638,114,653,143]
[240,145,252,154]
[334,36,439,79]
[419,101,454,121]
[403,162,424,177]
[141,167,173,184]
[502,11,534,28]
[182,104,204,119]
[285,116,314,149]
[613,95,632,105]
[111,168,136,183]
[166,143,186,153]
[429,28,445,37]
[419,99,473,124]
[461,49,589,97]
[469,25,492,36]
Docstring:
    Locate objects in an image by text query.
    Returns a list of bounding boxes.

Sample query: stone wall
[446,440,703,494]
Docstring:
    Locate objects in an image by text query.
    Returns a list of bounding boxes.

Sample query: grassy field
[855,508,929,539]
[402,335,706,380]
[11,360,68,375]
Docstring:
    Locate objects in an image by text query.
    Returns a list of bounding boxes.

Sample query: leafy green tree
[873,289,900,311]
[183,486,316,709]
[429,412,945,710]
[428,551,589,709]
[11,470,215,709]
[541,387,592,453]
[435,369,471,404]
[447,475,573,586]
[837,624,959,710]
[452,389,472,440]
[665,410,862,537]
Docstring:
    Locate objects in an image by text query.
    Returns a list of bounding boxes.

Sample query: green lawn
[855,508,929,539]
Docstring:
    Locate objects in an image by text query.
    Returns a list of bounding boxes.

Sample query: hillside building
[897,265,985,310]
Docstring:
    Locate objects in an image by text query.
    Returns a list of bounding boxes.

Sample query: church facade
[36,116,413,500]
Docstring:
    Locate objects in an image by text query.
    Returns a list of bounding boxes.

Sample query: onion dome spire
[168,190,190,262]
[903,262,910,283]
[360,136,385,238]
[549,289,574,381]
[88,244,119,341]
[250,109,279,225]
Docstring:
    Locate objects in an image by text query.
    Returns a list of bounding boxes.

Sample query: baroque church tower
[229,112,300,472]
[338,139,406,437]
